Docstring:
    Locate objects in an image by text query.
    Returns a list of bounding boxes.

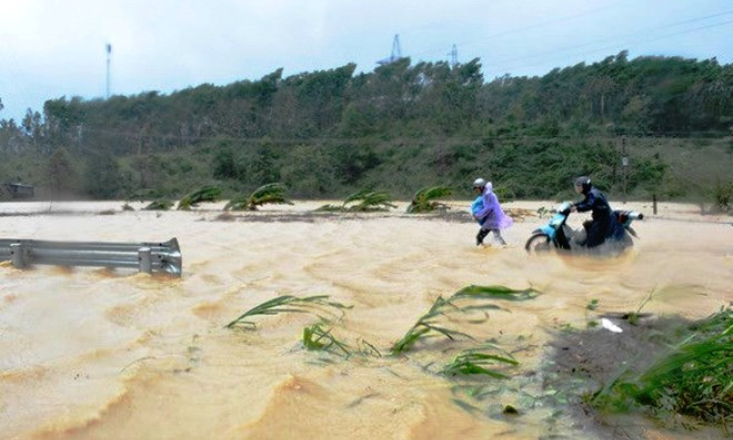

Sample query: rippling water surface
[0,200,730,440]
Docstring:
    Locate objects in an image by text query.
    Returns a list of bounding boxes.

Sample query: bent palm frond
[407,185,452,213]
[178,185,222,210]
[225,183,293,211]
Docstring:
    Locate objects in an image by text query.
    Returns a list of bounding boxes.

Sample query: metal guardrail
[0,238,182,276]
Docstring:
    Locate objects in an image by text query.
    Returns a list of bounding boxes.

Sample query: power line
[409,2,630,61]
[409,7,733,72]
[492,18,733,75]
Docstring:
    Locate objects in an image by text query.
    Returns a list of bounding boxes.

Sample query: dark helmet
[574,176,592,193]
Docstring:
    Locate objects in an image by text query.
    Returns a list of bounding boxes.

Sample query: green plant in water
[225,295,351,329]
[626,288,656,326]
[390,295,474,355]
[441,344,519,379]
[356,339,382,357]
[225,183,293,211]
[314,204,345,212]
[177,185,222,210]
[406,185,452,213]
[315,189,397,212]
[144,199,173,210]
[302,323,352,357]
[390,285,539,355]
[632,309,732,424]
[343,189,397,212]
[452,284,540,302]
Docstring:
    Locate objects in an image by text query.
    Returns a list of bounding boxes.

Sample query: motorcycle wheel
[525,233,552,254]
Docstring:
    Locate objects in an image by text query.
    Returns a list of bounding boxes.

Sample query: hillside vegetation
[0,51,731,205]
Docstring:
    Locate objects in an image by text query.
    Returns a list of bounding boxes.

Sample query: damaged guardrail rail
[0,238,182,276]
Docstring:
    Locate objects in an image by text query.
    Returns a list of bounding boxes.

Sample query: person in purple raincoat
[471,178,513,246]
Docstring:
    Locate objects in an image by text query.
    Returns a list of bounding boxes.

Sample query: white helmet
[472,178,486,188]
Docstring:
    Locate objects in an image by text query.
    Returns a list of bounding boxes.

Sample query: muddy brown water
[0,200,730,440]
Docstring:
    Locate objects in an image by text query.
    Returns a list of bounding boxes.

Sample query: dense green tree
[211,137,238,179]
[242,137,280,186]
[280,145,336,197]
[45,147,78,196]
[84,150,122,198]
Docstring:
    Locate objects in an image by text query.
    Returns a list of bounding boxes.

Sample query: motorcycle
[525,202,644,254]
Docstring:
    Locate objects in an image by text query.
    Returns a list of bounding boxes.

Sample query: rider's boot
[476,229,489,246]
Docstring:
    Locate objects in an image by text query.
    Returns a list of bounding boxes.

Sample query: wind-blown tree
[315,189,396,212]
[45,147,79,197]
[1,52,731,204]
[0,119,27,154]
[177,185,221,210]
[342,189,397,212]
[424,58,484,134]
[42,97,87,156]
[241,138,281,186]
[291,63,356,133]
[279,144,337,197]
[84,150,122,199]
[406,185,453,213]
[224,183,292,211]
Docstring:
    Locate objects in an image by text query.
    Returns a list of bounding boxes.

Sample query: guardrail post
[138,247,152,274]
[10,243,26,268]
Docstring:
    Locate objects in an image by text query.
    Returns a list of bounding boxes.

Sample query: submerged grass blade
[357,339,383,357]
[225,295,351,329]
[391,326,431,355]
[452,398,481,414]
[390,285,540,355]
[302,323,352,357]
[441,345,519,378]
[422,324,474,341]
[452,285,540,301]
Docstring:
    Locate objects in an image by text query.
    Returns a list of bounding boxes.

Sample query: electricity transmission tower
[448,44,458,68]
[376,34,403,66]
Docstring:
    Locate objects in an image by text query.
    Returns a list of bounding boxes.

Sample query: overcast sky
[1,0,731,122]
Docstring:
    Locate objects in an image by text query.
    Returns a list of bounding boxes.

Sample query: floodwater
[0,200,730,440]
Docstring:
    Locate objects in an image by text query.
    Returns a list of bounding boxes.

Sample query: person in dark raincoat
[570,176,623,248]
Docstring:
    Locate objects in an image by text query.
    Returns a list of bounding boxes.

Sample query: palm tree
[177,185,222,210]
[406,185,452,213]
[341,189,396,212]
[225,183,293,211]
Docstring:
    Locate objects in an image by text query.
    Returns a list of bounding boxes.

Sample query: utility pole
[621,136,628,204]
[106,43,112,99]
